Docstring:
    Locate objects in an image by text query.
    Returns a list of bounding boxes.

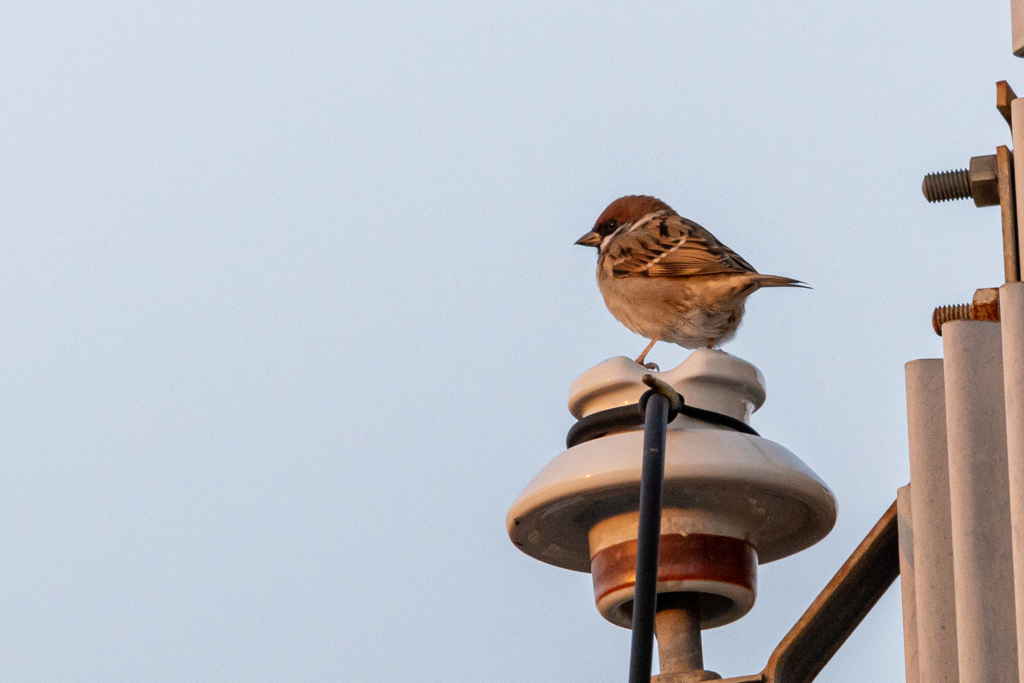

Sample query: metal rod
[1002,283,1024,669]
[714,502,902,683]
[996,146,1019,283]
[896,486,920,683]
[943,321,1018,683]
[1011,100,1024,279]
[905,360,959,683]
[656,593,704,675]
[627,391,670,683]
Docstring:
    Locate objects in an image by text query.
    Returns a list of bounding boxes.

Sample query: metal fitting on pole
[897,486,919,683]
[932,288,1001,336]
[922,156,998,206]
[924,84,1021,283]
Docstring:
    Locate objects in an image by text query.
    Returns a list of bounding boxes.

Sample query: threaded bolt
[922,169,971,203]
[932,304,971,335]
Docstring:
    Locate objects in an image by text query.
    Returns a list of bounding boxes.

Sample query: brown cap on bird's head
[575,195,675,247]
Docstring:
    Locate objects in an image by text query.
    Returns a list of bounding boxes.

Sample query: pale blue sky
[0,1,1016,681]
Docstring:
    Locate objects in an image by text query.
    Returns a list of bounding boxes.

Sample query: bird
[575,195,807,369]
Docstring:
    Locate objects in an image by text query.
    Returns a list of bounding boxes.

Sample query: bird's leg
[635,338,659,371]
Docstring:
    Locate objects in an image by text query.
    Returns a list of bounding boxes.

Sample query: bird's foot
[635,338,659,369]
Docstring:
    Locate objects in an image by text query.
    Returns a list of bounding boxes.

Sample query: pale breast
[597,266,753,348]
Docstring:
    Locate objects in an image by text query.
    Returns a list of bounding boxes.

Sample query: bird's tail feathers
[754,274,811,289]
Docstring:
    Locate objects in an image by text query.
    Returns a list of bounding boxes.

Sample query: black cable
[565,397,759,449]
[627,392,671,683]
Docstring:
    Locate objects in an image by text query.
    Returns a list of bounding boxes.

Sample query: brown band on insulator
[590,533,757,604]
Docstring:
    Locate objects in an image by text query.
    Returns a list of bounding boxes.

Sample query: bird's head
[575,195,675,249]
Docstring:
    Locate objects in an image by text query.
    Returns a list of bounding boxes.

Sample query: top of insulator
[568,349,766,422]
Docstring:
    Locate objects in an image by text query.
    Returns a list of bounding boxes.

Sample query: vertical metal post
[1000,281,1024,679]
[628,392,670,683]
[898,485,920,683]
[760,501,899,683]
[905,359,960,683]
[943,322,1018,683]
[656,593,704,675]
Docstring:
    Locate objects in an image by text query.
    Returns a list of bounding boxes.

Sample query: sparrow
[576,195,807,368]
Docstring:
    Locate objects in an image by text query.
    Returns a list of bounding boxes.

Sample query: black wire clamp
[566,374,759,449]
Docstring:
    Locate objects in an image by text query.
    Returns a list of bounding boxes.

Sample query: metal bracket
[997,145,1019,282]
[716,501,899,683]
[921,82,1021,284]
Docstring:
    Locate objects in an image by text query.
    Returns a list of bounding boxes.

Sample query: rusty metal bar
[763,501,898,683]
[997,81,1016,128]
[997,146,1020,283]
[943,322,1018,683]
[717,501,899,683]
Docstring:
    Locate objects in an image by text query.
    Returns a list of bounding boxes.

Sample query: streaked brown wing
[606,214,757,278]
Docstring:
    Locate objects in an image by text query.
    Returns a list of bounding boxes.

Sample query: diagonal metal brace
[717,500,899,683]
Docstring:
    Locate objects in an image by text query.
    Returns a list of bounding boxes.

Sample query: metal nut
[932,287,1001,335]
[969,155,999,207]
[971,286,1001,321]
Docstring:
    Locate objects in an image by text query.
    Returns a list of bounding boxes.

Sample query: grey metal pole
[1013,0,1024,57]
[1001,281,1024,681]
[897,485,920,683]
[656,593,704,676]
[905,359,959,683]
[943,321,1018,683]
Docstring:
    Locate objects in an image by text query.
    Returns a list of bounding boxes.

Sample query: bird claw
[642,362,660,371]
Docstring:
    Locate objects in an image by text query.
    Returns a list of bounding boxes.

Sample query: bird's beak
[575,230,602,247]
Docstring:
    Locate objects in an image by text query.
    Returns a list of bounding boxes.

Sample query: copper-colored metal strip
[997,145,1020,283]
[592,534,757,604]
[998,80,1017,129]
[760,501,899,683]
